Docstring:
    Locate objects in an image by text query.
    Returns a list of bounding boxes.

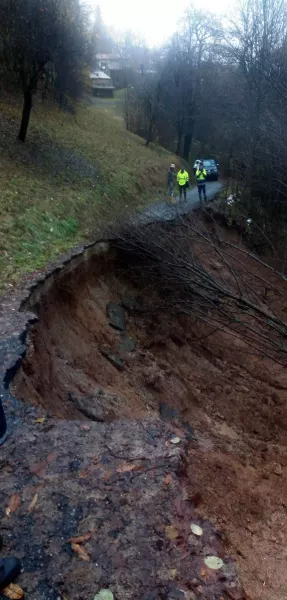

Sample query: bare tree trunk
[145,118,154,146]
[18,89,32,142]
[175,131,182,155]
[183,133,192,161]
[145,81,161,147]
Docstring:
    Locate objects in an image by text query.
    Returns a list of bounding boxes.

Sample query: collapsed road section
[0,233,247,600]
[3,213,287,600]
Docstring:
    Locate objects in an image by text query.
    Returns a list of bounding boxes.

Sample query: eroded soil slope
[13,219,287,600]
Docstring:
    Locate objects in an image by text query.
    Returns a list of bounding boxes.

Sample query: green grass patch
[0,96,179,291]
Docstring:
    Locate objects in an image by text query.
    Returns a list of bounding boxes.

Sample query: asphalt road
[141,180,223,224]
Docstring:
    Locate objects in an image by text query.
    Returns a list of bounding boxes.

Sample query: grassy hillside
[0,94,178,292]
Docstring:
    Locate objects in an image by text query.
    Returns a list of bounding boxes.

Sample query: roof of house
[96,53,121,61]
[90,70,111,80]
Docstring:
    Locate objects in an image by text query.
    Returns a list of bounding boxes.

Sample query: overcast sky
[92,0,230,46]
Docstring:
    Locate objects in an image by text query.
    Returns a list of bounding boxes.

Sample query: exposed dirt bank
[10,217,287,600]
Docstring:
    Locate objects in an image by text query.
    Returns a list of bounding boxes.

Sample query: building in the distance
[90,70,115,98]
[96,53,122,72]
[95,53,129,89]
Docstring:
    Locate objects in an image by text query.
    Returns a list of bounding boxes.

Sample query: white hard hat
[170,163,175,168]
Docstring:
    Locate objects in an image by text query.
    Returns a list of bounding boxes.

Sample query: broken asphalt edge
[0,236,115,434]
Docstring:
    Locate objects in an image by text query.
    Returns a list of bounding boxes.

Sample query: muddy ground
[9,216,287,600]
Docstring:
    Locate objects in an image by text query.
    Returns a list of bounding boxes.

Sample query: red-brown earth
[10,216,287,600]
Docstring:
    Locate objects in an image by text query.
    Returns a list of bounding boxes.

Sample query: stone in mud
[222,582,246,600]
[168,585,185,599]
[107,302,125,331]
[159,403,180,422]
[141,590,159,600]
[182,421,196,440]
[68,388,128,421]
[121,296,142,312]
[68,391,104,421]
[274,464,283,476]
[119,334,137,354]
[100,347,124,370]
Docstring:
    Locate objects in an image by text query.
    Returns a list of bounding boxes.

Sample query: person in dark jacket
[168,164,176,199]
[196,161,207,203]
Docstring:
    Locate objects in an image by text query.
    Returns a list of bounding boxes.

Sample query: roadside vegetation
[0,96,177,291]
[127,0,287,254]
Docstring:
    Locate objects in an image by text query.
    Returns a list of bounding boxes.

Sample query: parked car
[202,159,219,181]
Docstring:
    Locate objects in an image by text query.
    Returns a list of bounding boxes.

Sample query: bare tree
[114,211,287,364]
[0,0,89,141]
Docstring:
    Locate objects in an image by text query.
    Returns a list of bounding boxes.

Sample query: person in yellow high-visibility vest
[196,161,207,203]
[177,167,189,201]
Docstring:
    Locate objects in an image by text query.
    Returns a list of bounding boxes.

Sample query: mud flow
[12,224,287,600]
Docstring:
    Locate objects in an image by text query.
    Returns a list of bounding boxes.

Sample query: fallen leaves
[5,494,21,517]
[28,493,38,513]
[29,452,57,478]
[79,467,89,479]
[29,461,46,477]
[2,584,24,599]
[47,452,57,464]
[165,525,180,540]
[164,473,173,485]
[71,543,90,562]
[69,532,91,544]
[190,523,203,536]
[69,530,92,561]
[204,556,224,570]
[116,462,137,473]
[94,590,114,600]
[33,417,46,424]
[169,568,177,580]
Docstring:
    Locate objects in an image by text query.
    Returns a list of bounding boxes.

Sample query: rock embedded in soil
[100,347,124,371]
[170,436,181,444]
[274,464,283,476]
[182,421,196,440]
[118,334,137,354]
[159,402,180,422]
[120,296,142,312]
[106,302,125,331]
[68,389,128,422]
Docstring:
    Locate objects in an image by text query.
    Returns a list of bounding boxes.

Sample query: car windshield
[203,160,216,167]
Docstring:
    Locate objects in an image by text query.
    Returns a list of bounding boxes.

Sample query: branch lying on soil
[111,209,287,364]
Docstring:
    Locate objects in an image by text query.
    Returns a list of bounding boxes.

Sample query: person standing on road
[177,166,189,201]
[193,159,201,175]
[168,163,176,200]
[196,161,207,204]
